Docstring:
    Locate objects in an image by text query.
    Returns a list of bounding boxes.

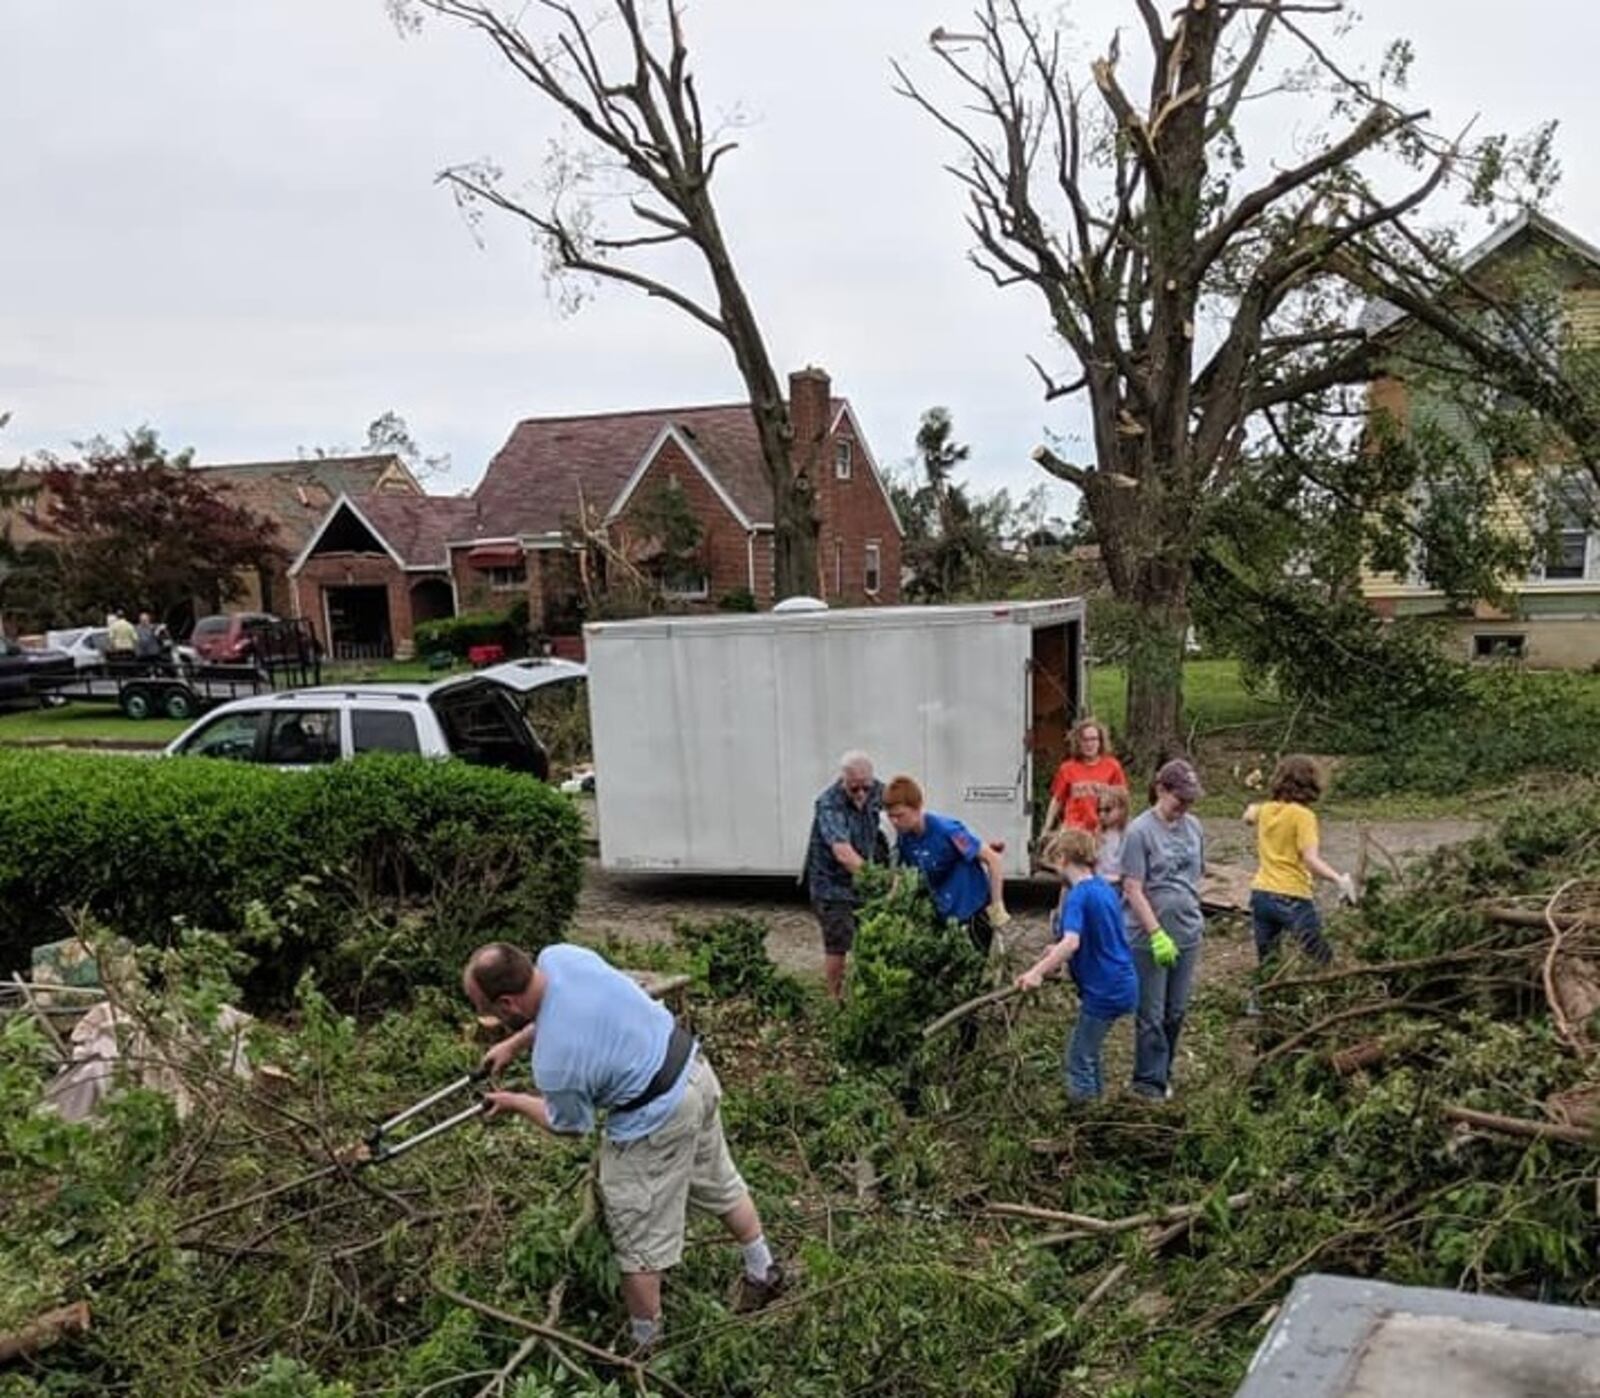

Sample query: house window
[1545,528,1590,580]
[487,562,527,592]
[1473,633,1526,661]
[1532,477,1595,582]
[661,569,709,601]
[835,439,853,480]
[864,541,882,596]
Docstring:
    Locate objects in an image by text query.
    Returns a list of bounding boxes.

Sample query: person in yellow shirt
[1243,755,1358,1012]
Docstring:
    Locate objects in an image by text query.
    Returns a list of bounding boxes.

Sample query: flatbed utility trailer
[34,619,323,720]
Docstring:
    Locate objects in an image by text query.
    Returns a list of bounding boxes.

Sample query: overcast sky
[4,1,1598,514]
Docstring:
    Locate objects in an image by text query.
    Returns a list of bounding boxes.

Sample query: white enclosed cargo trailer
[585,599,1087,877]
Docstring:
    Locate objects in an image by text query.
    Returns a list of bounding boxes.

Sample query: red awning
[465,545,525,569]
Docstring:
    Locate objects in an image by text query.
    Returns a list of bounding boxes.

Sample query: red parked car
[189,613,279,664]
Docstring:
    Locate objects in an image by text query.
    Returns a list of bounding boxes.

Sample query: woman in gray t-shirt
[1120,760,1206,1098]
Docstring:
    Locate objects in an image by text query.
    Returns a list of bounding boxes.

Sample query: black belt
[614,1024,695,1115]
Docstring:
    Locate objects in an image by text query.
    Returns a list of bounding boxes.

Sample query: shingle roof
[473,399,846,536]
[199,455,415,555]
[349,494,481,569]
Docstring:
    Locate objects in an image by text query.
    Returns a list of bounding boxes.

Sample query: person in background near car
[133,612,162,662]
[1040,718,1128,841]
[1095,786,1132,888]
[884,775,1010,957]
[1243,755,1359,1014]
[467,942,785,1356]
[1014,828,1140,1101]
[106,611,137,660]
[1122,759,1207,1100]
[804,751,887,1001]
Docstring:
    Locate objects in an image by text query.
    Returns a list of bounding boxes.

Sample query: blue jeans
[1065,1008,1123,1100]
[1131,938,1201,1097]
[1249,890,1331,967]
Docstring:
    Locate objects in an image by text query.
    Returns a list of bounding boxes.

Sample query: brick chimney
[788,366,832,480]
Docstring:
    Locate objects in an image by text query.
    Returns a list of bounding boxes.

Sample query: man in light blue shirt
[468,942,784,1351]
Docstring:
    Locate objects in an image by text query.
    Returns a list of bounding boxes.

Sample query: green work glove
[1149,928,1179,968]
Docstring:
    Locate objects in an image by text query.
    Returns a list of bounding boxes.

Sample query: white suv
[163,663,585,780]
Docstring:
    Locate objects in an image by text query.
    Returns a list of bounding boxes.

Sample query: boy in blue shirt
[883,774,1010,954]
[1015,828,1139,1100]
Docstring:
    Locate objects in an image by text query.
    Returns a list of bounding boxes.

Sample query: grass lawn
[0,702,188,746]
[1089,658,1600,821]
[1088,658,1285,734]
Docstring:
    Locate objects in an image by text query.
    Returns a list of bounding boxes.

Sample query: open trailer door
[1023,602,1087,845]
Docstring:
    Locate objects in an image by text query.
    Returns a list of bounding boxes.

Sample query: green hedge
[0,750,585,1004]
[414,604,527,659]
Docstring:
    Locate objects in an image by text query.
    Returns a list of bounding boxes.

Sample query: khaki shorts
[599,1056,748,1273]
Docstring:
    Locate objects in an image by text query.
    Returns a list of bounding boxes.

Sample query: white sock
[630,1314,659,1347]
[742,1235,774,1281]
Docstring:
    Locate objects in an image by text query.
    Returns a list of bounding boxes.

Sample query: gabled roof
[473,398,851,537]
[197,455,421,555]
[1361,210,1600,337]
[289,492,480,574]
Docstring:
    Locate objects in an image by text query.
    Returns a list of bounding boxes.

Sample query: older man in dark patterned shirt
[803,751,887,1000]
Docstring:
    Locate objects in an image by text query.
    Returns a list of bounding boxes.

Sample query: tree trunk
[1121,587,1189,777]
[772,474,817,601]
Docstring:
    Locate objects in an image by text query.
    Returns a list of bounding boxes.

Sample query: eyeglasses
[843,781,872,795]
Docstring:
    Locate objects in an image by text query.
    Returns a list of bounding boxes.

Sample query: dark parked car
[189,612,279,664]
[0,635,74,700]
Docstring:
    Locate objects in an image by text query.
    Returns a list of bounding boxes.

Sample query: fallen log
[0,1302,91,1365]
[1441,1105,1598,1147]
[922,985,1023,1039]
[1329,1038,1388,1076]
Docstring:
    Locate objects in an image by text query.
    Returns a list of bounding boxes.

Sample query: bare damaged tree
[898,2,1555,766]
[391,0,817,598]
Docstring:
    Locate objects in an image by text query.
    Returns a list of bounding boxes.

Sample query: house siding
[292,555,417,658]
[1359,252,1600,667]
[613,437,757,604]
[813,409,902,606]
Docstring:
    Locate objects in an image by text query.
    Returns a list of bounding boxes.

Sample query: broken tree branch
[1441,1105,1597,1148]
[923,985,1024,1039]
[436,1285,693,1398]
[989,1189,1252,1237]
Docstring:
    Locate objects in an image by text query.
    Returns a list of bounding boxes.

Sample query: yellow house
[1361,212,1600,669]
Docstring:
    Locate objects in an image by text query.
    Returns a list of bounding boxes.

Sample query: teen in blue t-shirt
[1015,828,1139,1100]
[884,775,1009,951]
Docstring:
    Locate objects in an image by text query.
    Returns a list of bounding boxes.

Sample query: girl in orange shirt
[1041,718,1128,839]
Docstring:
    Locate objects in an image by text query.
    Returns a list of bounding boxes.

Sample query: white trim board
[605,422,756,530]
[287,493,407,575]
[831,400,905,537]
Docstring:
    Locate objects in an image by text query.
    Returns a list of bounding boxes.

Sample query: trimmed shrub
[0,750,584,1004]
[414,607,523,660]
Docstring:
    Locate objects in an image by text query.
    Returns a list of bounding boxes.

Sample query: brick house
[197,455,423,615]
[287,492,480,659]
[473,365,902,625]
[1360,212,1600,669]
[281,366,901,658]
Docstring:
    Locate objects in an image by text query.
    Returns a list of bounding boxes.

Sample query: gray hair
[838,750,874,778]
